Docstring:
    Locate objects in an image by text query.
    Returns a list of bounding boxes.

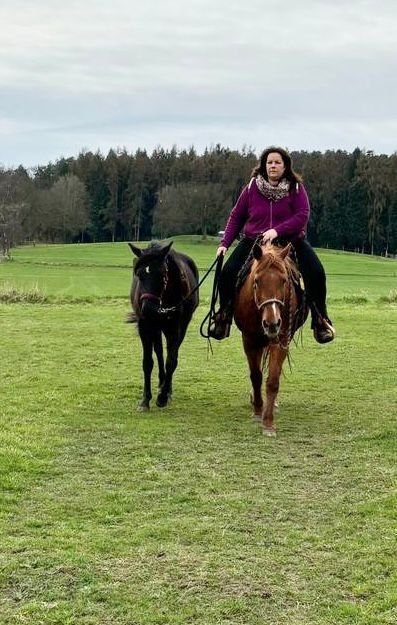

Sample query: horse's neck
[164,257,188,299]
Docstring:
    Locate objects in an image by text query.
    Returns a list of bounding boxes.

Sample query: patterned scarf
[255,174,290,201]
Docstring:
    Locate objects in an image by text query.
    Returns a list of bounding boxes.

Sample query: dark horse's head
[129,241,173,319]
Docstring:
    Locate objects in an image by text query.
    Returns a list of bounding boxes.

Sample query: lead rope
[199,254,224,354]
[158,256,219,316]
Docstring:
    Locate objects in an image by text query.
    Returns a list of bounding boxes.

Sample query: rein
[158,256,220,316]
[199,254,224,340]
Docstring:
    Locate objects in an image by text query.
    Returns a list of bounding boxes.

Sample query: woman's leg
[218,238,255,312]
[209,238,254,340]
[293,238,335,342]
[293,239,328,320]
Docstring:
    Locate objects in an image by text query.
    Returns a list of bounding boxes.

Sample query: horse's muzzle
[262,318,282,339]
[141,298,161,319]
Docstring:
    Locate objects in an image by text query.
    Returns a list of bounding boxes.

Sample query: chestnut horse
[234,242,308,436]
[128,241,199,411]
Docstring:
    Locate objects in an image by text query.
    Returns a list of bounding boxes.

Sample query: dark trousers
[218,237,329,322]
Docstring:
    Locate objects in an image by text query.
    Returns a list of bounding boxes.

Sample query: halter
[139,259,169,304]
[254,296,285,311]
[253,278,291,351]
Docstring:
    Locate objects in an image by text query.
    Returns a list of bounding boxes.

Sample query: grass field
[1,238,396,625]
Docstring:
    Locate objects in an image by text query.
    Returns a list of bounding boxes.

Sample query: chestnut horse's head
[251,243,292,340]
[129,241,173,319]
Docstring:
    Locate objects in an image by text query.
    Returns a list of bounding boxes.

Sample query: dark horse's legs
[153,330,165,389]
[156,319,189,408]
[138,321,154,411]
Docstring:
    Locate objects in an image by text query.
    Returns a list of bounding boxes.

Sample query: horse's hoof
[137,404,150,412]
[156,396,168,408]
[251,412,262,422]
[263,426,277,437]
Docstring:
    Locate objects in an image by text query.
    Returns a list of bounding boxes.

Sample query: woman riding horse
[209,146,335,344]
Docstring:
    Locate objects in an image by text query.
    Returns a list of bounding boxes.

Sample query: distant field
[1,239,396,625]
[2,236,397,302]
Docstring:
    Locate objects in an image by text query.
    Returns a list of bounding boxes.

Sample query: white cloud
[1,0,397,166]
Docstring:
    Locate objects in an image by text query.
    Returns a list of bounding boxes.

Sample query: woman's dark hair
[251,146,302,185]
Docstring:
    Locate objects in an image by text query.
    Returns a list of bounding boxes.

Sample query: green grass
[0,240,396,624]
[2,237,397,303]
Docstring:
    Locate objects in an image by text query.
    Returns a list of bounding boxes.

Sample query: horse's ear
[128,243,142,257]
[252,243,263,260]
[279,243,292,260]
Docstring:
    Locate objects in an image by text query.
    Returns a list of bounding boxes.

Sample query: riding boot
[208,306,233,340]
[310,304,336,344]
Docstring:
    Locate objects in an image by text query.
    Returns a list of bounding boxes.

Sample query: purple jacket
[221,179,310,248]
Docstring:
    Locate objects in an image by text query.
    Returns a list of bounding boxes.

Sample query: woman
[209,146,335,343]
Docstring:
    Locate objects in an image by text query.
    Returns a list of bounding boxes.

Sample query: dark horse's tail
[126,311,138,324]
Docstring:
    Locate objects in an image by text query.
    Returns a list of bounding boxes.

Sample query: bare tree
[0,168,32,256]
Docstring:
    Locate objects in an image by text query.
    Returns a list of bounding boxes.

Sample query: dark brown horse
[234,242,308,436]
[128,241,199,411]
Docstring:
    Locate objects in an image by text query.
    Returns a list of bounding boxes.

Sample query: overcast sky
[1,0,397,168]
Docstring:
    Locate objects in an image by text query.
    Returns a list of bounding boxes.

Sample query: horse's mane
[237,244,299,292]
[134,241,169,272]
[257,245,299,282]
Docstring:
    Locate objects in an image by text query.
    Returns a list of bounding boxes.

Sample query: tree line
[1,145,397,257]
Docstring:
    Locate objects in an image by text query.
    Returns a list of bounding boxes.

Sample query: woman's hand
[216,246,227,257]
[261,229,278,245]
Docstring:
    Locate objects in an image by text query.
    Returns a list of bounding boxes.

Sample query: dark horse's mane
[134,241,196,274]
[134,242,169,270]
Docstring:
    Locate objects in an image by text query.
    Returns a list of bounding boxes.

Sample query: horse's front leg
[263,345,287,435]
[138,323,154,411]
[156,326,182,407]
[153,330,165,389]
[243,337,264,420]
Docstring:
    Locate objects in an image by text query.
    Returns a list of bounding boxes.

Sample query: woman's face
[266,152,286,183]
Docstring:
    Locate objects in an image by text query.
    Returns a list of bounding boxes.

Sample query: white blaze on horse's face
[254,269,286,339]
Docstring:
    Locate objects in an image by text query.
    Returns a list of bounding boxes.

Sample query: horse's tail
[126,311,138,323]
